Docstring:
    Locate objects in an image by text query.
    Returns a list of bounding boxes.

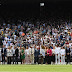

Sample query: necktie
[31,48,32,54]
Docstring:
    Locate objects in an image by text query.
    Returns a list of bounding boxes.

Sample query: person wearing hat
[21,47,25,64]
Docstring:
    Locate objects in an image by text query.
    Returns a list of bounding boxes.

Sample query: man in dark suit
[15,47,19,64]
[66,45,71,64]
[34,46,40,64]
[0,36,3,48]
[1,45,7,64]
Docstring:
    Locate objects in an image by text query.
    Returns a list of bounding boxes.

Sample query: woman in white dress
[25,46,30,64]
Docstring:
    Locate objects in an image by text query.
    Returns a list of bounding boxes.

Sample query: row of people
[0,44,72,64]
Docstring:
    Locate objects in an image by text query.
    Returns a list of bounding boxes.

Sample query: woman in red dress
[47,47,52,64]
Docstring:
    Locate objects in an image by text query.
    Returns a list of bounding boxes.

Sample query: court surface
[0,65,72,72]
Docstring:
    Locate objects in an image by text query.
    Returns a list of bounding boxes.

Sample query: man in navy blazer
[66,45,71,64]
[1,45,7,64]
[34,47,40,64]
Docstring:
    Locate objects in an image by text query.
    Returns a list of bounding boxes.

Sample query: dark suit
[34,49,40,64]
[1,48,7,64]
[66,48,71,64]
[15,48,19,64]
[0,38,3,47]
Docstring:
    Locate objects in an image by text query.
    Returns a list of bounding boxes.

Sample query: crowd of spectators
[0,17,72,64]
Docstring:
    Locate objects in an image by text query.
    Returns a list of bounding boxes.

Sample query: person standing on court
[47,46,52,64]
[60,46,65,64]
[0,47,2,64]
[1,45,7,64]
[15,46,19,64]
[7,46,12,64]
[34,46,40,64]
[29,45,34,64]
[21,47,25,64]
[55,44,61,64]
[66,45,71,64]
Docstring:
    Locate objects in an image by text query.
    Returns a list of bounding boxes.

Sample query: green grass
[0,65,72,72]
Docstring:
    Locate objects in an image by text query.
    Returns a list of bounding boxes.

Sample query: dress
[25,49,30,64]
[21,49,25,59]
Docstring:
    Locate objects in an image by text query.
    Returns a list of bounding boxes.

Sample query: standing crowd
[0,18,72,64]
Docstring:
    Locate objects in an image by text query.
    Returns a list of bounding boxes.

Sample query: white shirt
[12,48,15,55]
[40,49,45,57]
[14,35,16,40]
[3,40,6,45]
[64,30,68,32]
[28,39,32,43]
[40,45,45,57]
[4,37,8,41]
[43,38,47,43]
[25,49,29,55]
[29,47,34,55]
[51,42,55,46]
[36,46,39,49]
[7,49,13,56]
[69,43,72,48]
[52,49,55,54]
[60,49,65,55]
[5,43,9,48]
[0,48,2,56]
[55,47,61,54]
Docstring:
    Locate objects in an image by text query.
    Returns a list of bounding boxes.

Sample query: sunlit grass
[0,65,72,72]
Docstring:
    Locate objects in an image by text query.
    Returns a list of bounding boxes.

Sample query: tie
[3,48,4,53]
[31,48,32,54]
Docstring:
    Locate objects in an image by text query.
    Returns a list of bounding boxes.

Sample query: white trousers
[55,54,60,64]
[30,54,34,64]
[61,55,65,64]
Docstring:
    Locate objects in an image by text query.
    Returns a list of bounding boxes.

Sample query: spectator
[0,17,71,65]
